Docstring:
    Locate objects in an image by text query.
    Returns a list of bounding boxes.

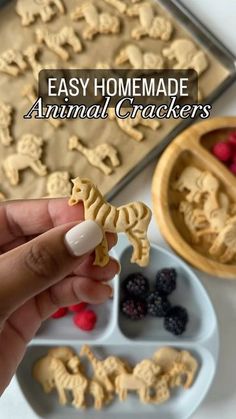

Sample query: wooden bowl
[152,117,236,279]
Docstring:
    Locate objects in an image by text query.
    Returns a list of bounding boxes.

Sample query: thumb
[0,220,103,318]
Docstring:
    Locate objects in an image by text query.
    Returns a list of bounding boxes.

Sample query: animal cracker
[69,177,152,267]
[115,44,164,70]
[46,171,72,197]
[16,0,65,26]
[68,136,120,176]
[0,49,27,77]
[0,102,13,147]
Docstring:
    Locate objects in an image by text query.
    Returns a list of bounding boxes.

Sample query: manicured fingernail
[65,221,103,257]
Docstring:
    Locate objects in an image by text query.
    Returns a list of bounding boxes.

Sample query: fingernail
[65,221,103,257]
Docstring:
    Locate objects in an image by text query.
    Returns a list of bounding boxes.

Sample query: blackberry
[147,291,171,317]
[122,273,150,298]
[121,298,147,320]
[155,268,177,295]
[164,306,189,336]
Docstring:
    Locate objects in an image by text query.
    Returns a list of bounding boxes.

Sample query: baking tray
[0,0,235,201]
[16,236,219,419]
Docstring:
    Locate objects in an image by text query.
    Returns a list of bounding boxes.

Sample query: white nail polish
[65,221,103,257]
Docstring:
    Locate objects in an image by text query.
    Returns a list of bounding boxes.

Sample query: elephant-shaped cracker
[173,166,219,209]
[127,2,173,41]
[46,171,72,197]
[163,39,208,75]
[16,0,65,26]
[71,2,120,40]
[68,136,120,176]
[0,102,13,147]
[3,134,47,186]
[108,108,160,142]
[35,27,82,61]
[115,359,161,403]
[153,347,198,389]
[115,44,164,70]
[24,45,56,81]
[0,49,27,77]
[69,178,152,267]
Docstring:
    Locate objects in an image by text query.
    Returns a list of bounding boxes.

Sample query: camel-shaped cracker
[22,84,62,129]
[46,171,72,197]
[24,45,56,81]
[3,134,47,186]
[71,2,120,40]
[153,347,198,389]
[35,26,82,61]
[173,166,219,209]
[115,44,164,70]
[127,2,173,41]
[209,215,236,263]
[69,178,152,267]
[0,102,13,147]
[16,0,64,26]
[68,136,120,176]
[115,359,161,403]
[108,108,160,142]
[80,345,129,395]
[163,39,208,75]
[0,49,27,77]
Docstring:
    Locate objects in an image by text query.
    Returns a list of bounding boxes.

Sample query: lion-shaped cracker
[16,0,65,26]
[163,39,208,75]
[127,2,173,41]
[35,26,82,61]
[108,108,160,142]
[46,171,72,198]
[69,177,152,267]
[0,49,27,77]
[3,134,47,186]
[115,44,164,70]
[68,136,120,176]
[115,359,161,403]
[71,2,120,40]
[0,102,13,147]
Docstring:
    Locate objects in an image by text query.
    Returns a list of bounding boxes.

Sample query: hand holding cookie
[0,198,119,395]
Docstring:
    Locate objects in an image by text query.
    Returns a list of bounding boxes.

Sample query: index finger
[0,198,84,246]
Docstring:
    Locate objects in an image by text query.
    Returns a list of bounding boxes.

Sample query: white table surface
[1,1,236,418]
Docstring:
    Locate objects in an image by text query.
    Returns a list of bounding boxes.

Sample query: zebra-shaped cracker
[69,177,152,267]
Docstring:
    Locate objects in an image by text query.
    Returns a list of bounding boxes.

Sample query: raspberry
[51,307,68,319]
[73,310,97,331]
[147,291,171,317]
[155,268,177,295]
[212,142,232,162]
[229,163,236,175]
[122,273,150,298]
[164,306,188,336]
[121,298,147,320]
[68,302,88,313]
[228,131,236,146]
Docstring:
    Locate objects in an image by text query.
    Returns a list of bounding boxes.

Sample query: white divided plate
[16,235,219,419]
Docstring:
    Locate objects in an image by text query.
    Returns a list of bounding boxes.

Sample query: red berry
[229,163,236,175]
[233,153,236,164]
[73,310,97,331]
[51,307,68,319]
[212,142,232,162]
[68,302,88,313]
[228,131,236,146]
